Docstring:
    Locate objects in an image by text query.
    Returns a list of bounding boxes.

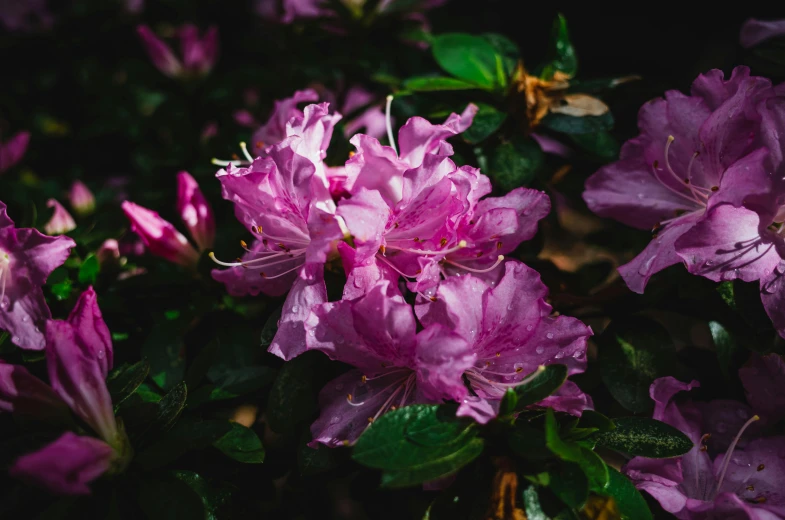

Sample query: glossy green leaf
[541,112,614,135]
[598,317,678,413]
[353,404,483,487]
[107,359,150,407]
[403,76,480,92]
[77,254,100,284]
[266,351,329,433]
[135,418,232,469]
[549,462,589,509]
[482,32,519,80]
[172,471,232,520]
[709,321,739,380]
[540,14,577,79]
[590,467,653,520]
[545,409,609,489]
[462,103,507,144]
[489,136,544,191]
[593,417,693,458]
[432,33,501,89]
[570,131,619,160]
[141,320,186,391]
[513,364,568,411]
[213,422,265,464]
[153,381,188,434]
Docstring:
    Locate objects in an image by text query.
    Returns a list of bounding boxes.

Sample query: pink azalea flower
[0,201,75,350]
[2,288,129,495]
[212,103,344,360]
[739,353,785,423]
[176,171,215,252]
[624,374,785,518]
[122,173,213,268]
[43,199,76,235]
[122,201,200,268]
[740,18,785,48]
[0,131,31,174]
[583,66,777,294]
[68,180,96,216]
[304,279,475,446]
[415,261,593,423]
[137,24,218,79]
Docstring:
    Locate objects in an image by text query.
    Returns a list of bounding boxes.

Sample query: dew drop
[546,332,554,340]
[22,316,28,322]
[526,324,534,332]
[535,346,545,354]
[736,408,749,419]
[330,416,341,425]
[97,350,105,360]
[11,336,20,344]
[555,351,565,359]
[308,329,315,337]
[730,451,750,466]
[291,305,300,313]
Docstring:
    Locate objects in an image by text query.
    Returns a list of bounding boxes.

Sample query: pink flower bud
[176,172,215,251]
[68,180,95,216]
[180,24,219,76]
[0,131,31,174]
[121,201,199,268]
[43,199,76,235]
[96,239,120,265]
[136,25,183,78]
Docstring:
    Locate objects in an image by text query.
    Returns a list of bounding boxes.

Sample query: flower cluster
[624,353,785,518]
[583,66,785,338]
[137,23,218,79]
[207,93,591,446]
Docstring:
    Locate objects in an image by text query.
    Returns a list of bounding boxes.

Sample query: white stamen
[239,142,254,162]
[211,158,244,167]
[714,414,760,497]
[385,95,397,156]
[385,240,467,256]
[445,255,505,274]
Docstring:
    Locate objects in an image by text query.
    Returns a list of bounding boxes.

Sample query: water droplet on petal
[330,416,341,425]
[291,305,300,313]
[546,332,554,340]
[21,316,28,322]
[554,351,565,359]
[737,408,749,419]
[97,350,104,360]
[535,346,545,355]
[526,324,534,332]
[11,336,20,344]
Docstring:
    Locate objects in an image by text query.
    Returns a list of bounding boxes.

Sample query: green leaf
[590,467,653,520]
[135,418,232,469]
[549,462,589,509]
[213,422,265,464]
[541,112,614,135]
[540,14,577,79]
[577,410,615,433]
[592,417,693,458]
[598,316,678,413]
[489,136,544,191]
[299,437,340,476]
[142,320,186,391]
[353,404,484,487]
[432,33,501,89]
[137,474,205,520]
[499,388,518,416]
[717,281,737,310]
[172,471,232,520]
[153,381,187,434]
[570,131,619,160]
[462,103,507,144]
[545,409,609,489]
[709,321,739,380]
[513,364,568,411]
[266,351,328,433]
[508,424,551,460]
[522,485,549,520]
[403,76,480,92]
[51,277,73,300]
[482,33,520,80]
[107,359,151,407]
[77,254,100,284]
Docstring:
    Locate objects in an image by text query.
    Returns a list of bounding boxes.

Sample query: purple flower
[0,0,53,32]
[0,131,31,174]
[68,180,95,216]
[2,288,129,495]
[211,103,344,360]
[415,261,593,423]
[304,279,475,446]
[741,18,785,48]
[122,201,200,268]
[43,199,76,236]
[176,171,215,251]
[0,201,75,350]
[137,24,218,79]
[740,353,785,424]
[583,66,776,293]
[624,376,785,518]
[10,432,115,495]
[255,0,447,24]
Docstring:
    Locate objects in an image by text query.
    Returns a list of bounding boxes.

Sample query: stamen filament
[386,95,397,156]
[375,254,419,279]
[385,240,467,256]
[211,158,245,167]
[445,255,505,273]
[239,142,254,162]
[714,415,760,497]
[258,262,305,280]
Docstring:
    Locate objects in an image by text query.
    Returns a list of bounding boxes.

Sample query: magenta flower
[0,0,52,32]
[43,199,76,236]
[122,201,199,268]
[337,103,549,294]
[415,261,592,423]
[0,201,75,350]
[176,171,215,251]
[0,131,31,174]
[304,279,475,447]
[583,66,776,293]
[212,103,344,359]
[740,353,785,423]
[249,89,319,156]
[740,18,785,48]
[68,180,96,216]
[254,0,332,24]
[623,375,785,518]
[2,288,129,495]
[137,24,218,79]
